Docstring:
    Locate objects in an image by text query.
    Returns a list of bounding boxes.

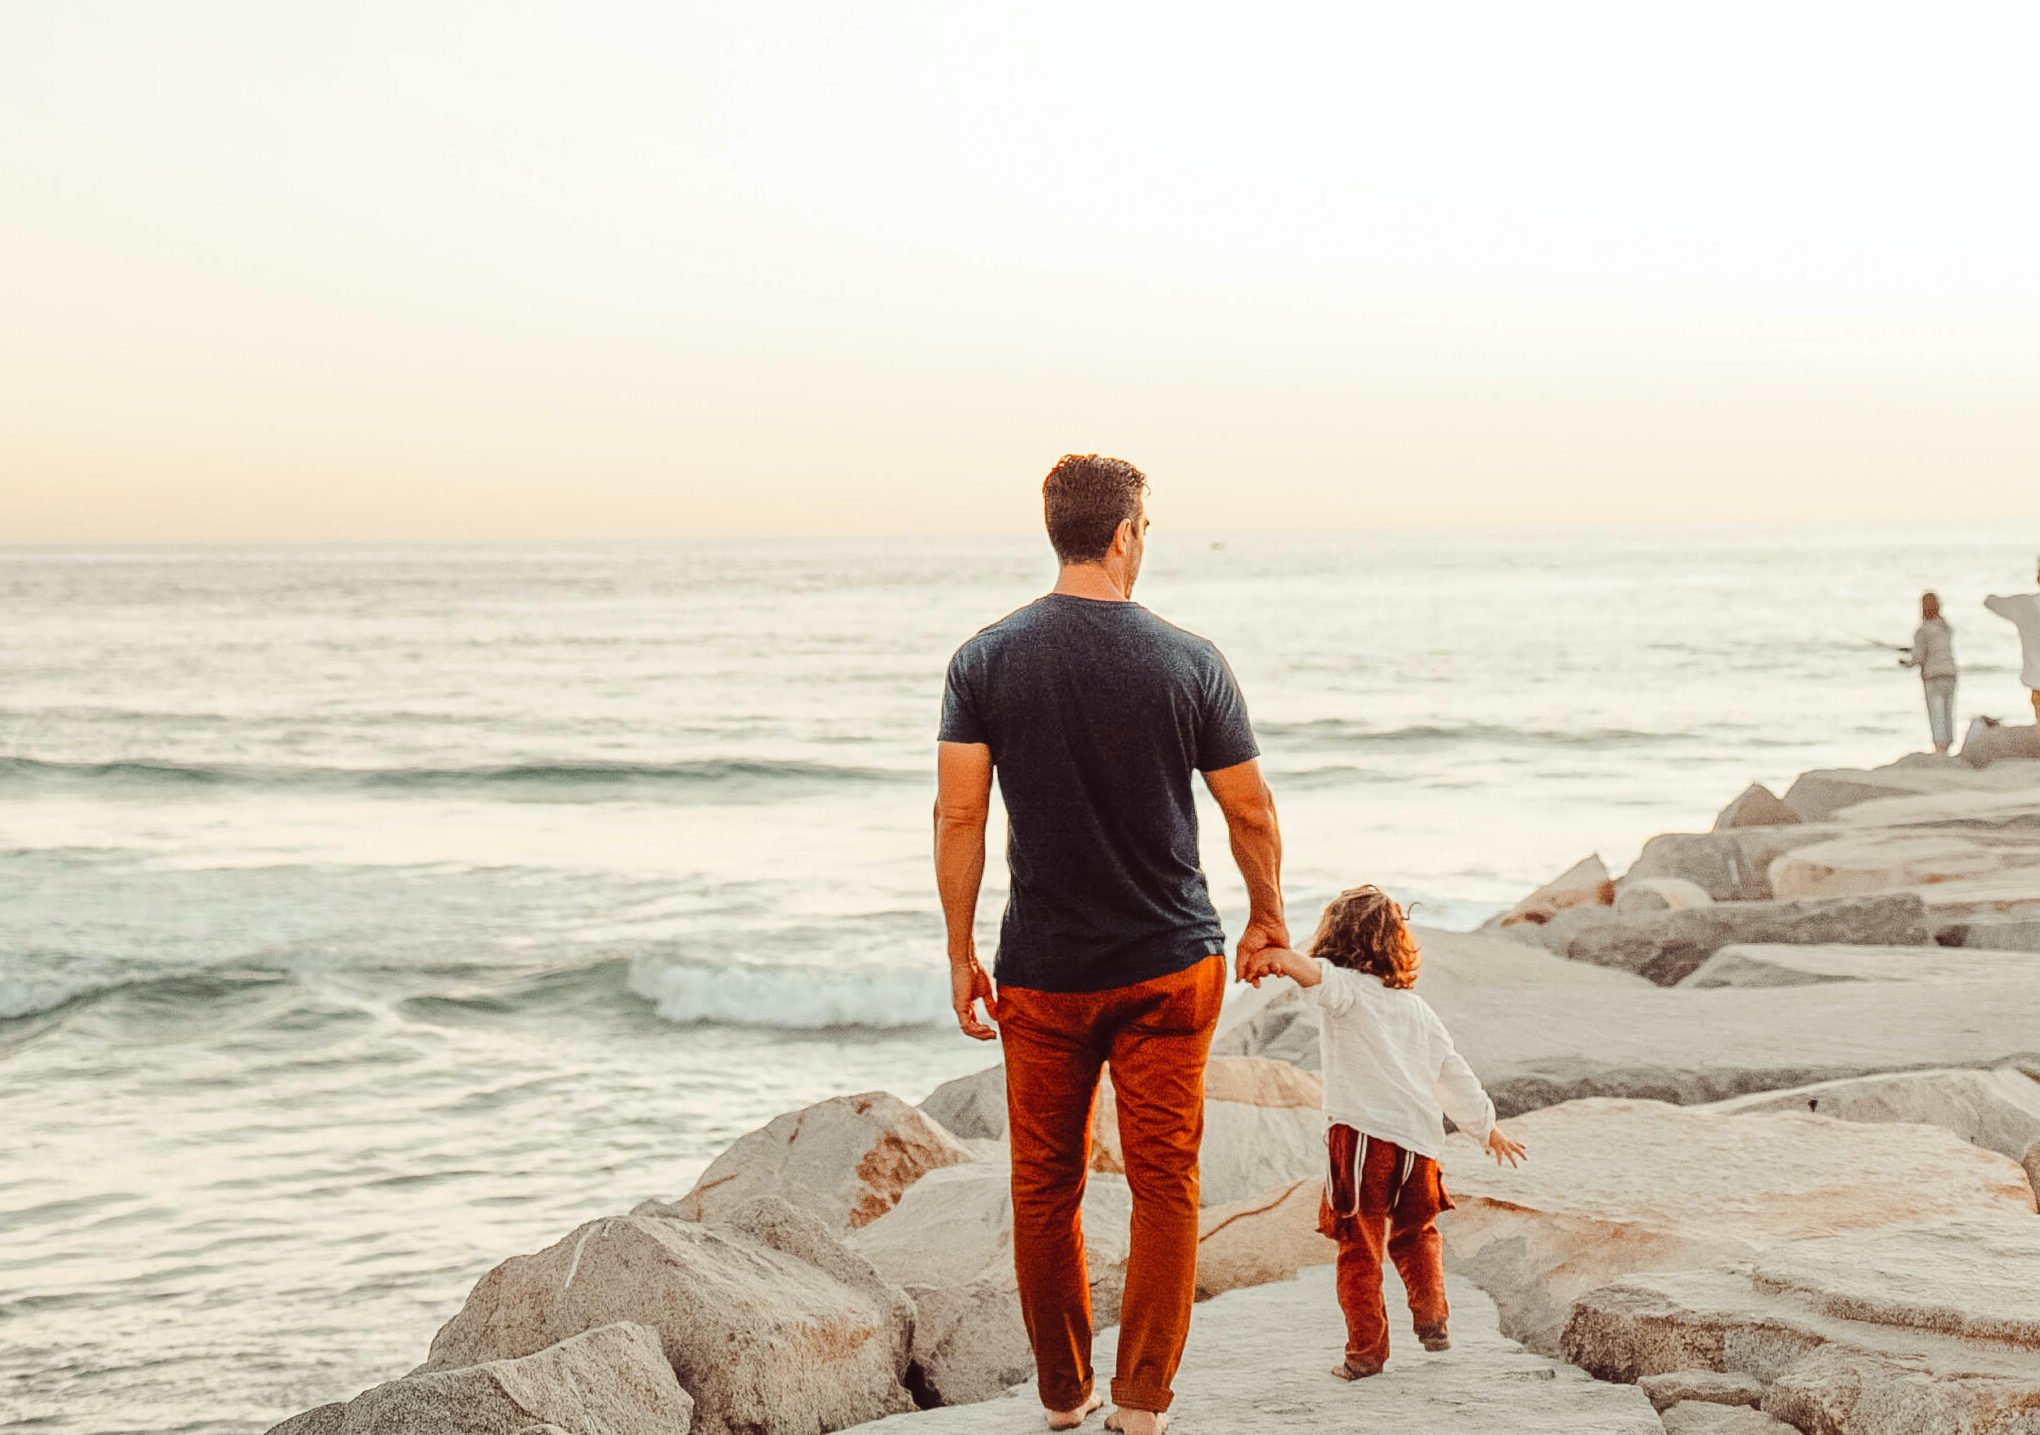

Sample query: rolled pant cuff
[1038,1379,1094,1413]
[1108,1381,1172,1413]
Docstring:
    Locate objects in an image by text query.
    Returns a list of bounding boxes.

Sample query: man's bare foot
[1046,1393,1103,1430]
[1330,1360,1383,1380]
[1103,1410,1168,1434]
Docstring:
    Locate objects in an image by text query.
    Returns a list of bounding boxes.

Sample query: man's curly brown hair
[1042,454,1148,565]
[1308,885,1422,989]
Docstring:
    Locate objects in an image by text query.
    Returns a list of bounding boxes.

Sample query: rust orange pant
[1317,1124,1452,1370]
[998,955,1225,1414]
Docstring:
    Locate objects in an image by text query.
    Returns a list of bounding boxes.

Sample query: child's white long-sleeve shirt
[1300,959,1496,1160]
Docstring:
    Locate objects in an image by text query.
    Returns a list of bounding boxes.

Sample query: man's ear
[1112,519,1135,556]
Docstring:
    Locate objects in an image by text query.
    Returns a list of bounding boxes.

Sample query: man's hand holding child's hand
[1240,945,1318,988]
[1485,1126,1527,1168]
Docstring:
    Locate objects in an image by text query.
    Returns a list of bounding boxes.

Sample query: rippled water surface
[3,529,2031,1432]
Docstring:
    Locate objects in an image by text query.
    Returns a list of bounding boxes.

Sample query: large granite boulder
[422,1198,915,1435]
[1637,1370,1767,1412]
[1561,894,1931,985]
[1564,1216,2040,1435]
[1779,758,2040,819]
[1705,1066,2040,1191]
[1679,941,2040,990]
[666,1091,971,1233]
[265,1323,691,1435]
[920,1066,1006,1142]
[1615,877,1714,914]
[1092,1055,1323,1207]
[1617,826,1830,902]
[1768,827,2040,914]
[1658,1404,1798,1434]
[845,1162,1133,1407]
[1193,1176,1329,1300]
[851,1265,1662,1434]
[1493,854,1615,927]
[1712,784,1800,831]
[1209,985,1319,1068]
[1961,722,2040,767]
[1438,1098,2036,1352]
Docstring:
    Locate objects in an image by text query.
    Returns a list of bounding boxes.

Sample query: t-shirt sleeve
[1195,649,1260,772]
[938,647,989,745]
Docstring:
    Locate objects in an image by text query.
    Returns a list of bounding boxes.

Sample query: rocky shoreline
[267,748,2040,1435]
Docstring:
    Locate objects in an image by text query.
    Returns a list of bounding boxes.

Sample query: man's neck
[1052,563,1132,602]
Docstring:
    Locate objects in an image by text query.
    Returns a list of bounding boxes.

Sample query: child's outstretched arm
[1241,944,1318,988]
[1433,1025,1527,1167]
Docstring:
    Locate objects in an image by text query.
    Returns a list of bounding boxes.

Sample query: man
[1985,558,2040,727]
[933,455,1286,1435]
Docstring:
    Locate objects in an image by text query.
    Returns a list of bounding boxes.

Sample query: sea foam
[626,954,950,1030]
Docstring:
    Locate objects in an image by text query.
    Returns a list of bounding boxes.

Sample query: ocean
[3,527,2033,1433]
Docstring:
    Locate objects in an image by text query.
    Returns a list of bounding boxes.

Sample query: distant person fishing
[1985,556,2040,728]
[1896,592,1959,754]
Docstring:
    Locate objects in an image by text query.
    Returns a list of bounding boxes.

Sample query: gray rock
[421,1199,915,1435]
[267,1323,691,1435]
[1961,721,2040,767]
[1491,853,1614,929]
[1712,784,1800,831]
[1680,941,2027,988]
[1705,1066,2040,1177]
[1636,1369,1765,1411]
[1768,826,2040,916]
[1439,1098,2035,1353]
[851,1265,1661,1433]
[1783,766,1974,821]
[1658,1402,1798,1434]
[919,1065,1006,1142]
[1193,1176,1329,1301]
[658,1090,971,1233]
[1613,877,1714,914]
[1563,895,1931,986]
[1618,826,1830,902]
[1934,910,2040,952]
[1564,1217,2040,1435]
[1209,986,1320,1068]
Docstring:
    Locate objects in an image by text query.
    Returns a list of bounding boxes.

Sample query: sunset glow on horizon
[5,2,2038,542]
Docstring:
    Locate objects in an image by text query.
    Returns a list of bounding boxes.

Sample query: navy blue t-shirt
[939,594,1259,993]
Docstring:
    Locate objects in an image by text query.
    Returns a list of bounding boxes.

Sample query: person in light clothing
[1243,886,1525,1381]
[1899,592,1959,754]
[1984,558,2040,727]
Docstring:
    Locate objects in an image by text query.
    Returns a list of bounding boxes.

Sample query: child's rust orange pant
[1318,1123,1453,1371]
[997,954,1225,1415]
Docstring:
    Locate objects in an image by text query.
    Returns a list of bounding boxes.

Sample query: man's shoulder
[1127,606,1231,672]
[951,599,1051,660]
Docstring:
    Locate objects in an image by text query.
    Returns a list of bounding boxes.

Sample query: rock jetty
[264,753,2040,1435]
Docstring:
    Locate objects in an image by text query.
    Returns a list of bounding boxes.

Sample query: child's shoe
[1416,1324,1450,1352]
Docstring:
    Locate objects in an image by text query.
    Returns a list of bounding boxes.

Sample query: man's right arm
[1203,757,1287,981]
[935,740,998,1040]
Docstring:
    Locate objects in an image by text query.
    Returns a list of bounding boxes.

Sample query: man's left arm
[935,740,998,1041]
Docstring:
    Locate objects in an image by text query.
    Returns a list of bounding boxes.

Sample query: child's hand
[1486,1126,1526,1168]
[1242,946,1316,988]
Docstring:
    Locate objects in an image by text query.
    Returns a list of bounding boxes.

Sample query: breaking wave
[626,954,948,1031]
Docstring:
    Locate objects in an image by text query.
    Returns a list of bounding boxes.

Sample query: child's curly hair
[1307,885,1422,989]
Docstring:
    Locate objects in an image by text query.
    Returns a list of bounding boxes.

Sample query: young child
[1244,885,1525,1380]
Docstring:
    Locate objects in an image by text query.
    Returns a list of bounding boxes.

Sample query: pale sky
[4,2,2037,542]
